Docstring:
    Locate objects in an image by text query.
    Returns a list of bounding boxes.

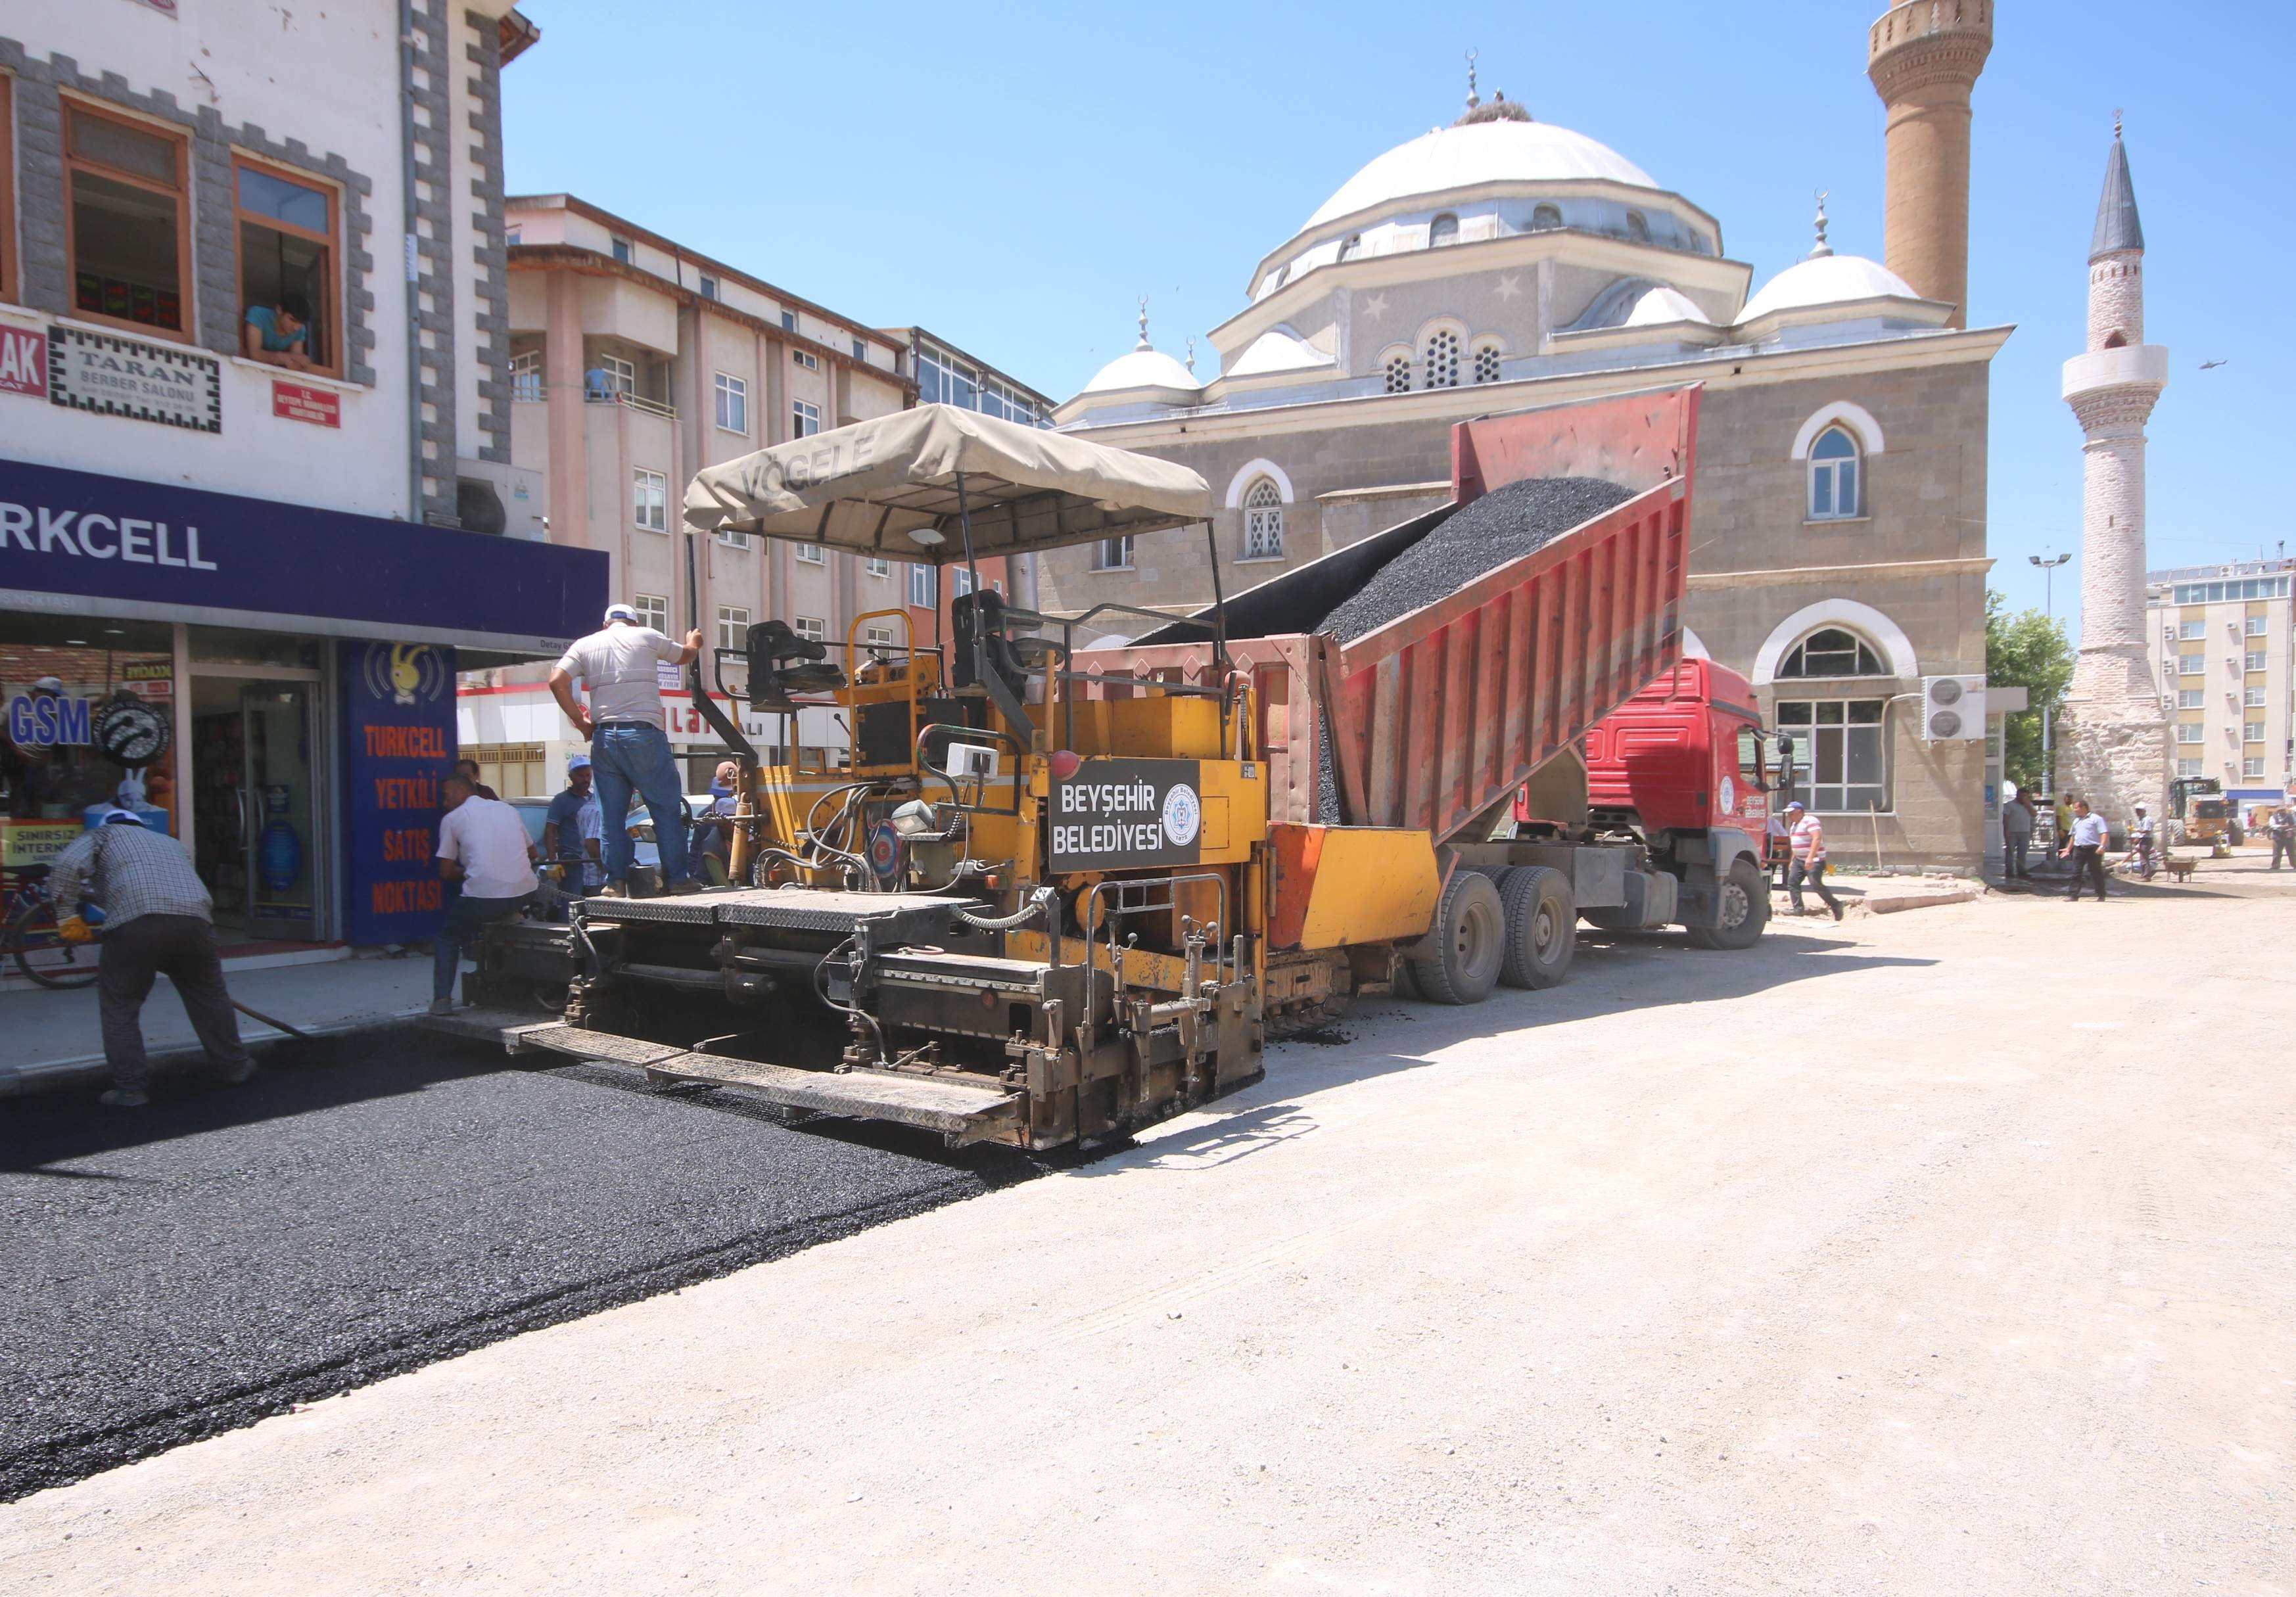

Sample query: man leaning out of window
[244,294,314,371]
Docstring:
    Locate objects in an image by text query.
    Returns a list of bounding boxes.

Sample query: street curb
[1866,888,1982,915]
[0,1008,434,1097]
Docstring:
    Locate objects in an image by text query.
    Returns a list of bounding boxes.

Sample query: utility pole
[2030,551,2073,795]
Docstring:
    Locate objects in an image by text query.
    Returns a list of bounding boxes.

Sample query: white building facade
[2145,561,2293,809]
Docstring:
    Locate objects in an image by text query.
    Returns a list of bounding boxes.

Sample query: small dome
[1077,344,1201,396]
[1306,118,1660,231]
[1737,253,1920,324]
[1624,287,1712,327]
[1229,328,1334,377]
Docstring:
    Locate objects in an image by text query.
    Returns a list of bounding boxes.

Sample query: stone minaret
[1867,0,1993,329]
[2056,120,2170,829]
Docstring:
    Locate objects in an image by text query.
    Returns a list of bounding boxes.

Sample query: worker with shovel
[47,808,252,1108]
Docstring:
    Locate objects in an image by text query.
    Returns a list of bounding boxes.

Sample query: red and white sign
[271,379,340,427]
[0,325,45,398]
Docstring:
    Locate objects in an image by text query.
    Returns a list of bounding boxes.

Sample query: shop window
[64,101,192,338]
[1773,699,1888,814]
[234,156,340,374]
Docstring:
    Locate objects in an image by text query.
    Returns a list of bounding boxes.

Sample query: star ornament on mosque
[1495,273,1522,301]
[1361,291,1390,319]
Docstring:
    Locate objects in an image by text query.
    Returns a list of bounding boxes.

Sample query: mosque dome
[1737,252,1920,324]
[1305,116,1661,231]
[1076,343,1200,397]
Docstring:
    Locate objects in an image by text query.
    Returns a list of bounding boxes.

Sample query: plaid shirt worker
[48,823,216,929]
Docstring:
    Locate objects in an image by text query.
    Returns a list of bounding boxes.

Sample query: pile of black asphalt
[1314,475,1635,818]
[0,1028,1037,1502]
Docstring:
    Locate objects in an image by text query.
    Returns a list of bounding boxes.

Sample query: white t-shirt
[437,795,540,899]
[2069,813,2109,848]
[555,623,681,727]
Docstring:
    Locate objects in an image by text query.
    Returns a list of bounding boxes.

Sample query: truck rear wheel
[1409,869,1505,1006]
[1497,866,1575,989]
[1687,858,1768,951]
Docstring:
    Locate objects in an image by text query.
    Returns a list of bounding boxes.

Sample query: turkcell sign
[1046,758,1204,872]
[340,639,456,944]
[0,457,606,650]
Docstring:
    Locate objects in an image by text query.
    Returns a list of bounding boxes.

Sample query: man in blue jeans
[548,603,705,896]
[431,774,538,1012]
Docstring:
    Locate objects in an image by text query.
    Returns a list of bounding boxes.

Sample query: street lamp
[2028,551,2073,796]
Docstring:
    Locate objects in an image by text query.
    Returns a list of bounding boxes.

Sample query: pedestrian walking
[541,752,603,901]
[431,774,539,1013]
[548,603,705,897]
[2002,787,2036,879]
[2060,798,2110,901]
[47,808,251,1107]
[1782,800,1844,921]
[2127,804,2158,881]
[2270,804,2295,871]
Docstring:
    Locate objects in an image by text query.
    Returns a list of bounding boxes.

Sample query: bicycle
[2,868,103,989]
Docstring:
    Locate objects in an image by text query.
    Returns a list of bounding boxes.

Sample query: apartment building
[461,194,916,789]
[1,1,601,954]
[2145,559,2293,806]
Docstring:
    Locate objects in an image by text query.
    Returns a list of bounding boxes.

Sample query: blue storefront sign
[0,457,605,653]
[340,639,456,944]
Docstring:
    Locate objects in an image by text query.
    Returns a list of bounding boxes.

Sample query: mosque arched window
[1807,425,1862,519]
[1472,340,1503,385]
[1424,329,1460,388]
[1777,627,1886,680]
[1338,234,1362,262]
[1382,350,1413,394]
[1429,212,1459,248]
[1241,476,1285,561]
[1625,210,1651,243]
[1531,203,1562,231]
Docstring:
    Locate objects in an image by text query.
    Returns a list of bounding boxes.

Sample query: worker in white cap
[548,604,704,896]
[47,808,252,1107]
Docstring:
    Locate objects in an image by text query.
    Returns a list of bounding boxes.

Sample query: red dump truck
[1076,385,1780,1023]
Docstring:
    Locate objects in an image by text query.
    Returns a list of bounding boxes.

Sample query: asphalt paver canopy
[682,404,1211,561]
[0,1035,1029,1501]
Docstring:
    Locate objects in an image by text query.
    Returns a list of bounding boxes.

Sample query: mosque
[1039,1,2007,868]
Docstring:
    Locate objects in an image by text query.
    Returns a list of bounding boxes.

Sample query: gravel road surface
[0,1032,1029,1501]
[5,881,2292,1594]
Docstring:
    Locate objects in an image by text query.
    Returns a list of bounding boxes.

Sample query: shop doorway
[191,674,321,942]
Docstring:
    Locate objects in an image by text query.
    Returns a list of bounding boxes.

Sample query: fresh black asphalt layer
[0,1028,1036,1502]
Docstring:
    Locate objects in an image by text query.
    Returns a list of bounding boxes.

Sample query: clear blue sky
[504,0,2293,643]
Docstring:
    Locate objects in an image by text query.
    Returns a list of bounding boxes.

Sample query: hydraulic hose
[957,885,1055,933]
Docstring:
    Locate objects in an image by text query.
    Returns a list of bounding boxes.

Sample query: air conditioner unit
[1920,674,1986,743]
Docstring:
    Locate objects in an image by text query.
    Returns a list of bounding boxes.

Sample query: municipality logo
[1161,783,1201,847]
[363,642,446,706]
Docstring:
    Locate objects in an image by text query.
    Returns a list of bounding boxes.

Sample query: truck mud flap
[517,1023,1025,1145]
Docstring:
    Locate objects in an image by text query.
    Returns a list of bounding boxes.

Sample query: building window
[713,372,748,434]
[1777,627,1886,680]
[792,399,821,437]
[699,273,718,301]
[793,615,826,643]
[908,564,935,607]
[1531,203,1562,231]
[633,468,667,532]
[2176,689,2204,709]
[1242,476,1284,561]
[1384,351,1413,394]
[2246,650,2270,671]
[2178,619,2205,641]
[509,349,544,402]
[2246,685,2268,708]
[634,593,669,634]
[2175,722,2204,745]
[609,236,633,265]
[1267,266,1288,293]
[852,336,866,361]
[715,605,751,653]
[1625,209,1651,243]
[2176,757,2202,777]
[796,542,826,565]
[1338,234,1362,262]
[1472,342,1502,384]
[65,101,193,337]
[1094,536,1135,571]
[589,353,635,399]
[2245,721,2268,743]
[952,566,975,597]
[2245,756,2267,779]
[2245,614,2269,636]
[864,624,895,648]
[717,527,752,549]
[792,350,820,373]
[1773,699,1887,814]
[780,310,796,333]
[865,557,889,578]
[1807,425,1862,520]
[2178,655,2205,676]
[0,77,18,304]
[1424,328,1460,388]
[1428,212,1459,248]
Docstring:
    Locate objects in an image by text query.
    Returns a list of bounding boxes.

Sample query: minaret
[1867,0,1993,329]
[2056,118,2170,828]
